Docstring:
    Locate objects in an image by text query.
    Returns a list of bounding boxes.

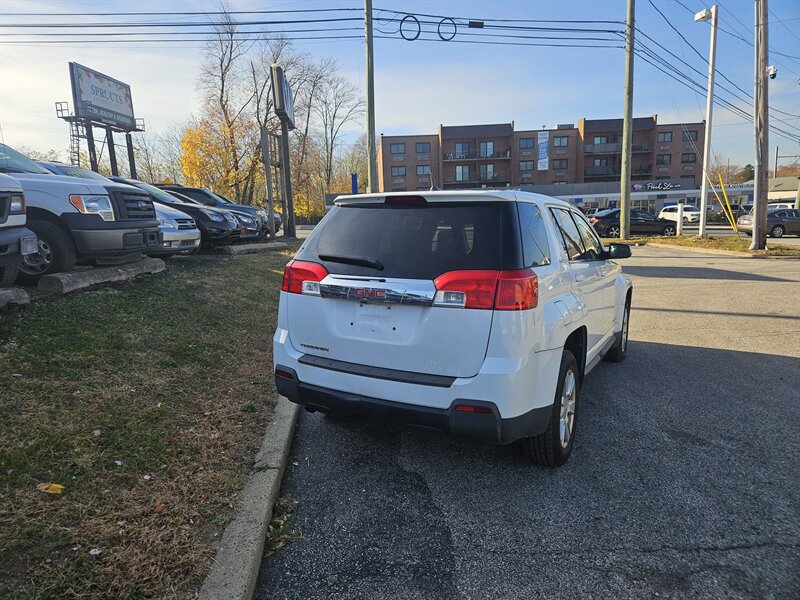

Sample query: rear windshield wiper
[318,254,384,271]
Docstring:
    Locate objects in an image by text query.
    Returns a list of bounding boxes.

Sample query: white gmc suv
[274,191,633,466]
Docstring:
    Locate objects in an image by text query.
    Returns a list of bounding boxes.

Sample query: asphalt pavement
[257,246,800,599]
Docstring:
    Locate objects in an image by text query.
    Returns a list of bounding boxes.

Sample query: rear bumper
[275,365,550,444]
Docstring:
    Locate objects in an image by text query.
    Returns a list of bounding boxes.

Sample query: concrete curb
[222,242,290,256]
[0,287,30,310]
[38,258,166,294]
[646,242,800,259]
[199,396,300,600]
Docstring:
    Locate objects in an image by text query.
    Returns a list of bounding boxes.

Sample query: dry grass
[0,246,298,599]
[605,235,800,256]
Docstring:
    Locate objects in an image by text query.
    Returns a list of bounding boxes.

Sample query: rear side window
[517,202,551,267]
[300,202,520,279]
[550,208,585,261]
[571,212,603,259]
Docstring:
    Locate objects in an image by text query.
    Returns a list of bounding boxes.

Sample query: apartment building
[377,115,705,192]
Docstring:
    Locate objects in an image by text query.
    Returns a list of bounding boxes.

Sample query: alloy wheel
[559,369,577,448]
[772,225,784,238]
[608,226,620,237]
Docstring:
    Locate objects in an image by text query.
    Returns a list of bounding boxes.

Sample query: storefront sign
[632,181,683,191]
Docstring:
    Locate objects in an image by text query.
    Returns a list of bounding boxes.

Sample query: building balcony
[584,142,621,154]
[443,149,512,160]
[584,143,650,154]
[443,172,510,185]
[584,166,621,177]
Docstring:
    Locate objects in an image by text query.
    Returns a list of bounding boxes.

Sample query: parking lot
[257,245,800,599]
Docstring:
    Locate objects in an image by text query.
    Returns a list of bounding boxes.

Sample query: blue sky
[1,0,798,166]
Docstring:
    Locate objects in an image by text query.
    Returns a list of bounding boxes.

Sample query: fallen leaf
[36,482,64,494]
[86,355,96,361]
[154,503,166,513]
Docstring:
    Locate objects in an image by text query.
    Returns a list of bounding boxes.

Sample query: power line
[0,17,365,28]
[0,8,362,17]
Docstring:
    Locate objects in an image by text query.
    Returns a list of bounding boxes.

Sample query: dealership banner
[537,131,549,171]
[69,62,135,130]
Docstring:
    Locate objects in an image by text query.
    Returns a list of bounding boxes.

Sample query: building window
[391,166,406,177]
[593,158,608,167]
[479,141,494,157]
[479,164,495,180]
[657,131,673,143]
[455,142,470,157]
[683,130,698,142]
[390,143,405,154]
[656,154,672,165]
[520,161,534,171]
[455,165,470,181]
[593,136,609,144]
[519,137,534,149]
[553,159,568,170]
[415,142,431,154]
[416,165,431,176]
[681,153,696,163]
[554,136,569,147]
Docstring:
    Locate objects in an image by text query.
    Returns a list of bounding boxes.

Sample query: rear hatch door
[285,197,519,379]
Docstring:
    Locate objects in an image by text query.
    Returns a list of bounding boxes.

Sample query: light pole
[695,5,718,237]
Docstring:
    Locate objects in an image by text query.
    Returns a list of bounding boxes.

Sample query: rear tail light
[590,217,599,223]
[433,269,538,310]
[281,260,328,294]
[385,195,427,206]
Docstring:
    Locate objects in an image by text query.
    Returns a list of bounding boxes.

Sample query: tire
[607,225,621,238]
[16,220,76,286]
[604,295,631,363]
[0,264,19,287]
[662,225,676,236]
[770,225,784,238]
[519,350,580,467]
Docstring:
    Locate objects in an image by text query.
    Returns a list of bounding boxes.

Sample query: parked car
[590,208,677,237]
[273,190,633,467]
[737,208,800,238]
[37,163,200,258]
[658,204,701,223]
[108,177,241,247]
[0,173,37,286]
[580,207,599,217]
[215,190,282,234]
[0,144,160,284]
[156,184,279,235]
[768,202,796,210]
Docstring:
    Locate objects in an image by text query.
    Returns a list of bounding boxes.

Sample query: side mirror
[607,243,632,259]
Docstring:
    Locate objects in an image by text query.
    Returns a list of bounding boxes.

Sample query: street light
[695,5,718,238]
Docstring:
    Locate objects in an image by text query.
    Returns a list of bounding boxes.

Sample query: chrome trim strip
[318,283,434,306]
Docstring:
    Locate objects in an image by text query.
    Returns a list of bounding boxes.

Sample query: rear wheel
[519,350,580,467]
[662,225,676,236]
[770,225,785,238]
[0,264,19,287]
[16,220,76,285]
[607,225,621,238]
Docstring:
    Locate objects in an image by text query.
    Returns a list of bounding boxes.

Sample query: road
[257,246,800,599]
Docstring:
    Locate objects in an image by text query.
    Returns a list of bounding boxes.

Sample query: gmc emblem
[354,288,386,300]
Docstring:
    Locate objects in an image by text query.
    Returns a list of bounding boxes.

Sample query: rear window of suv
[299,201,523,279]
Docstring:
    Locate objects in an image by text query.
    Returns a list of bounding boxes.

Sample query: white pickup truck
[0,173,37,286]
[273,190,633,466]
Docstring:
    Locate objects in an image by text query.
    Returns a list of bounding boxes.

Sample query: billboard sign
[69,62,135,130]
[271,64,295,130]
[537,131,549,171]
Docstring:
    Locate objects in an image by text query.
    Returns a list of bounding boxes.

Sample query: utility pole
[750,0,769,250]
[619,0,635,240]
[773,145,779,179]
[365,0,378,193]
[695,5,718,237]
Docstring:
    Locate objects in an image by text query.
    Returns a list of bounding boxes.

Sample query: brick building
[377,115,706,193]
